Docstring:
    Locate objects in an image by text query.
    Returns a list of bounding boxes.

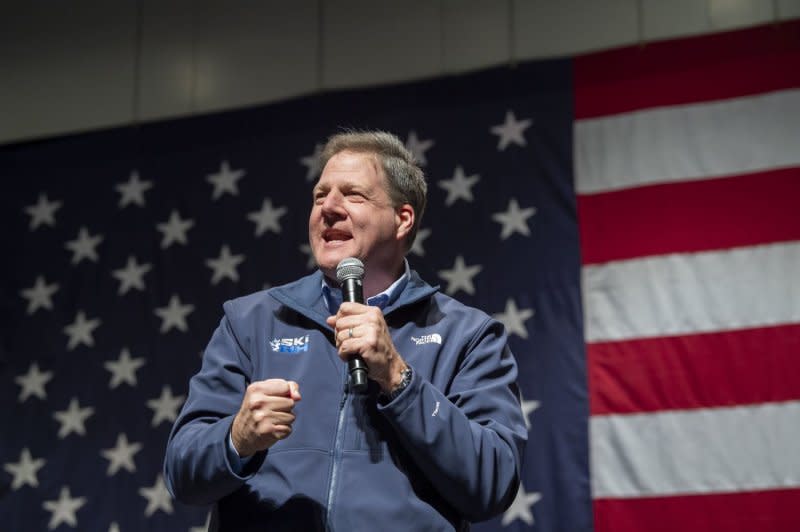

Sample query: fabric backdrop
[1,19,798,532]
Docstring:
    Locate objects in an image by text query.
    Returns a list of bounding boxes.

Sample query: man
[164,131,528,531]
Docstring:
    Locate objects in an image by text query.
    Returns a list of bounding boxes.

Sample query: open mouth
[322,229,352,243]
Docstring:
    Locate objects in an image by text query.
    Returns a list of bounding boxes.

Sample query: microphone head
[336,257,364,283]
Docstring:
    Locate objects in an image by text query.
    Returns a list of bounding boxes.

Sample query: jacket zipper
[325,370,350,530]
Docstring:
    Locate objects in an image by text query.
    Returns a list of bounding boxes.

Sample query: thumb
[287,380,301,401]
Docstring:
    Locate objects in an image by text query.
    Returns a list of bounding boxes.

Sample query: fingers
[334,325,368,361]
[327,302,379,329]
[335,301,369,316]
[328,305,388,362]
[330,306,383,342]
[247,379,301,413]
[335,323,361,345]
[324,302,366,328]
[252,407,296,426]
[250,378,298,398]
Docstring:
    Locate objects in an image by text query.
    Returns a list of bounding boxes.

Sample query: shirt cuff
[226,430,253,474]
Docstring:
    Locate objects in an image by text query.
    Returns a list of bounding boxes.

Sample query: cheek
[309,206,321,226]
[308,212,320,241]
[352,212,378,235]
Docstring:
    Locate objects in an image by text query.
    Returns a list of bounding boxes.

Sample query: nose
[320,190,346,221]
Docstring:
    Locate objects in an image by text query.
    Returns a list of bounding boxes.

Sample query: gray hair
[319,130,427,251]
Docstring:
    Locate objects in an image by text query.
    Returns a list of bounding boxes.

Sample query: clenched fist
[231,379,301,457]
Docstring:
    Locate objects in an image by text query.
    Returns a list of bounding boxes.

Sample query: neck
[361,261,405,299]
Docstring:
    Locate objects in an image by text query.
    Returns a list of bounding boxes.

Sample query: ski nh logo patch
[270,335,310,353]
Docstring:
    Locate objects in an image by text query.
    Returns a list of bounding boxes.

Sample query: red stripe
[593,488,800,532]
[574,20,800,119]
[588,323,800,415]
[577,168,800,265]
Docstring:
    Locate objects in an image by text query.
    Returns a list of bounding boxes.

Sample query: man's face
[309,150,409,276]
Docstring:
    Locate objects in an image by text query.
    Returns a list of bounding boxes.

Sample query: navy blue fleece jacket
[164,270,527,531]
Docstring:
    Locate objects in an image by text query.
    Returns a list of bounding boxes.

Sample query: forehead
[315,150,385,188]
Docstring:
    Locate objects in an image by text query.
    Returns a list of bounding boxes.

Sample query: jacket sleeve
[163,304,266,505]
[377,317,528,521]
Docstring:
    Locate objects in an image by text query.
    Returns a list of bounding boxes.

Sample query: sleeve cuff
[226,428,254,474]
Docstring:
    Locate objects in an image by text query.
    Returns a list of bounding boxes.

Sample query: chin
[314,245,355,272]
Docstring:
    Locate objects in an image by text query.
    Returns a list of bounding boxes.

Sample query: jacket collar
[268,269,439,330]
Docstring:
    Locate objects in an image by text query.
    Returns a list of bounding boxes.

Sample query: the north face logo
[411,333,442,345]
[270,335,310,353]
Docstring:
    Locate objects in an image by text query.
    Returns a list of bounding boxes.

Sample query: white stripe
[583,241,800,343]
[591,401,800,498]
[574,89,800,194]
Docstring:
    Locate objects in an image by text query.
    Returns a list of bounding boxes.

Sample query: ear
[395,204,415,242]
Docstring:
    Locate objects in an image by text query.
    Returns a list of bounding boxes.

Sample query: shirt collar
[321,259,411,313]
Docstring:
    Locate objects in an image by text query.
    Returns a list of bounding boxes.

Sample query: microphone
[336,258,369,392]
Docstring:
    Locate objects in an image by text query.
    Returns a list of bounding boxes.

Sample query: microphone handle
[342,278,369,392]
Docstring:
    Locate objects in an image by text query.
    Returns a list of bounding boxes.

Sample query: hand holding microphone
[328,258,408,394]
[334,258,369,391]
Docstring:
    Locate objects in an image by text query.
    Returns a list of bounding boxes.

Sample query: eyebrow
[313,180,369,195]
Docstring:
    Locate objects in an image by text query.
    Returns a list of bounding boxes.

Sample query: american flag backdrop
[1,20,798,532]
[577,20,800,532]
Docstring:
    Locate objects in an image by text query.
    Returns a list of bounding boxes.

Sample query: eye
[346,191,366,202]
